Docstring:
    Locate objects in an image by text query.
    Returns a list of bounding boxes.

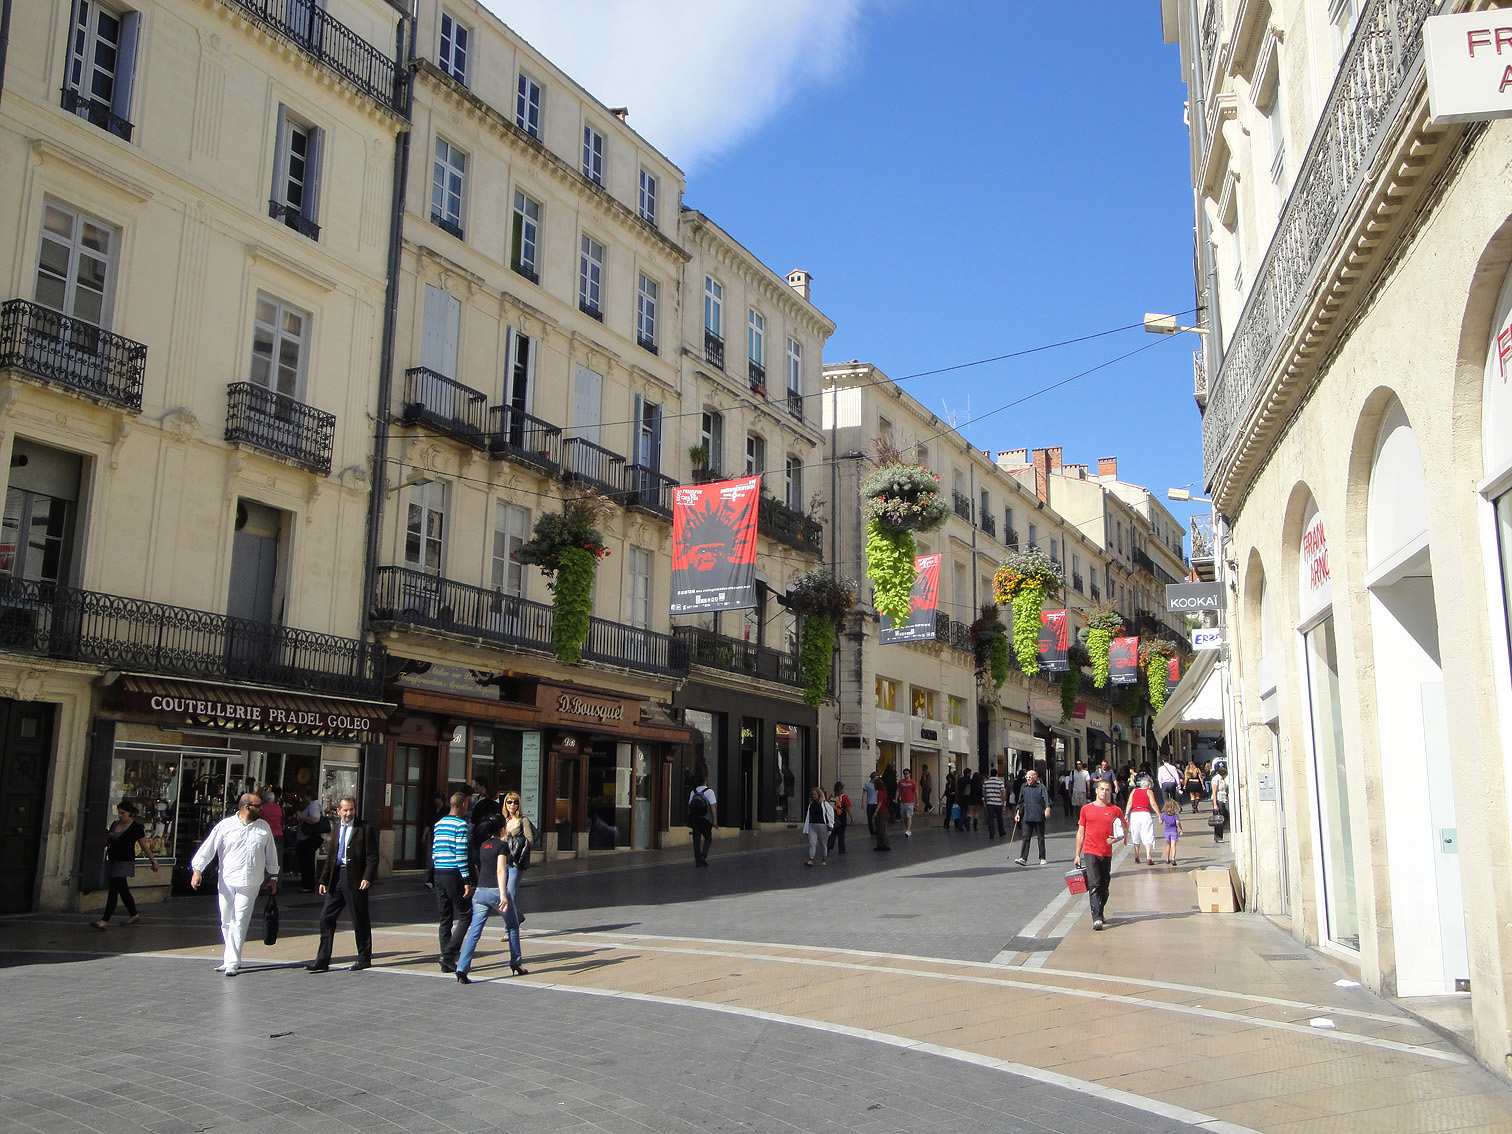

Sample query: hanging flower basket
[1084,609,1126,688]
[513,493,611,666]
[1139,639,1179,715]
[787,569,857,708]
[991,550,1064,675]
[970,603,1010,690]
[860,456,950,624]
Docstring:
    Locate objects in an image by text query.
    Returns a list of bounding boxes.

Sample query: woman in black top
[454,816,526,982]
[92,801,159,929]
[942,772,956,829]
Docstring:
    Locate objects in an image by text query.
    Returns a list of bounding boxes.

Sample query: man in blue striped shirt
[432,792,473,973]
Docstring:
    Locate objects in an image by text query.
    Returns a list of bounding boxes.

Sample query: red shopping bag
[1064,868,1087,895]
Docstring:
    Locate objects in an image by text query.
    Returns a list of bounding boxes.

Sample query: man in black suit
[306,796,380,972]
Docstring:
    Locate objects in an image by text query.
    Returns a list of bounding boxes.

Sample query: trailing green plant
[1139,639,1179,716]
[513,493,611,665]
[970,603,1010,690]
[787,569,857,707]
[688,443,710,470]
[865,520,918,624]
[1084,609,1126,688]
[991,550,1064,675]
[1060,668,1080,722]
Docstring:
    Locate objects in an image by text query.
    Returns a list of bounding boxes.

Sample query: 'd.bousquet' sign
[537,684,636,729]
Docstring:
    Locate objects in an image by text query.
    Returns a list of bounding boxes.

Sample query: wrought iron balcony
[562,436,625,496]
[268,199,320,240]
[748,361,766,393]
[430,210,464,241]
[637,334,658,356]
[690,465,724,485]
[1090,582,1101,601]
[488,405,561,474]
[980,511,996,538]
[1190,513,1215,560]
[225,382,335,475]
[60,88,132,141]
[372,566,686,676]
[951,491,972,522]
[704,330,725,369]
[511,262,539,285]
[0,575,381,698]
[1202,0,1436,483]
[758,494,823,555]
[1005,528,1019,551]
[579,298,603,322]
[932,613,972,653]
[624,464,675,519]
[0,299,145,411]
[674,626,801,687]
[1072,572,1084,594]
[1132,547,1155,576]
[401,367,488,448]
[227,0,403,113]
[786,389,803,421]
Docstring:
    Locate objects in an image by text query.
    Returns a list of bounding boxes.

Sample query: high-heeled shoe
[510,963,528,976]
[455,971,472,984]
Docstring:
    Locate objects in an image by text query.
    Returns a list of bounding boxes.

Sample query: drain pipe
[0,0,13,110]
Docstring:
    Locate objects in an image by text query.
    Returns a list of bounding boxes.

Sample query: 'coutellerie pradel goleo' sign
[123,690,382,737]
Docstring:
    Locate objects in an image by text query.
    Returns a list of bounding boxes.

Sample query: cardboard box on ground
[1190,865,1243,913]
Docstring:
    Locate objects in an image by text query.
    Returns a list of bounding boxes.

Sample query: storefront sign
[1167,657,1181,696]
[537,684,638,729]
[1166,581,1224,613]
[1037,610,1069,673]
[880,553,941,643]
[1109,635,1140,685]
[1298,506,1333,622]
[123,687,384,738]
[1192,627,1223,651]
[396,662,498,698]
[520,731,542,829]
[670,476,760,614]
[1005,728,1035,752]
[1425,12,1512,125]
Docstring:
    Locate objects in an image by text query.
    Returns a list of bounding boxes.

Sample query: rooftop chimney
[1065,463,1088,479]
[997,448,1028,467]
[609,106,629,121]
[786,270,812,302]
[1098,456,1118,479]
[1032,449,1052,507]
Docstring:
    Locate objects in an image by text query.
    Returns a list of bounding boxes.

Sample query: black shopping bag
[262,892,280,946]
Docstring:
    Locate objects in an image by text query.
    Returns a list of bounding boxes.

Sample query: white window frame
[492,500,529,598]
[516,72,542,138]
[431,136,466,236]
[636,273,658,350]
[578,234,604,317]
[784,456,802,510]
[704,276,723,338]
[786,336,802,394]
[745,433,765,477]
[272,106,323,238]
[701,411,724,471]
[638,169,658,225]
[1329,0,1360,61]
[250,292,309,400]
[65,0,140,136]
[404,480,447,577]
[582,124,604,185]
[438,12,470,85]
[629,546,652,630]
[510,189,540,279]
[747,309,765,368]
[34,200,116,328]
[1266,84,1287,216]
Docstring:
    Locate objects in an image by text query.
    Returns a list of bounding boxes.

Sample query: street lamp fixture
[1144,313,1209,336]
[1166,488,1212,504]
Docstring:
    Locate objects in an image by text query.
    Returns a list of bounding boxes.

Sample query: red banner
[1166,656,1181,696]
[1037,609,1069,672]
[1109,635,1140,685]
[880,554,941,643]
[670,477,760,614]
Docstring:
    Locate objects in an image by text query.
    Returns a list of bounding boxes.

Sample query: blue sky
[494,1,1207,539]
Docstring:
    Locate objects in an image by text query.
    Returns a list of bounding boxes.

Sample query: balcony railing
[1090,582,1101,601]
[1190,513,1215,560]
[579,298,603,322]
[980,511,996,538]
[268,199,320,240]
[748,361,766,393]
[1202,0,1436,482]
[786,389,803,421]
[933,613,972,653]
[1072,572,1084,594]
[225,382,335,475]
[951,491,972,522]
[60,88,132,141]
[624,464,675,519]
[758,494,823,555]
[1193,347,1208,409]
[431,210,464,240]
[1200,0,1222,87]
[228,0,403,113]
[1132,547,1155,576]
[401,367,488,447]
[674,626,801,687]
[637,334,658,356]
[0,299,146,411]
[690,464,724,485]
[704,330,725,369]
[562,436,625,495]
[511,262,539,285]
[371,566,686,676]
[488,405,561,474]
[0,576,381,698]
[1005,528,1019,551]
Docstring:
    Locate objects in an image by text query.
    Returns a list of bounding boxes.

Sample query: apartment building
[822,364,1139,799]
[1161,0,1512,1075]
[0,0,407,912]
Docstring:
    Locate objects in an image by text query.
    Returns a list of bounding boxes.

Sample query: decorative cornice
[30,137,154,202]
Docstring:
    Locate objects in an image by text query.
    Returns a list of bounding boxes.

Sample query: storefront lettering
[556,693,623,722]
[1302,518,1330,591]
[1498,323,1512,379]
[142,694,375,735]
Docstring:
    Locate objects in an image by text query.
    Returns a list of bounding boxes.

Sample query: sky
[490,1,1207,543]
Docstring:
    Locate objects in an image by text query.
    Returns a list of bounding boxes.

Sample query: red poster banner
[1109,635,1140,685]
[1166,656,1181,696]
[1037,609,1069,673]
[670,476,760,614]
[880,554,942,643]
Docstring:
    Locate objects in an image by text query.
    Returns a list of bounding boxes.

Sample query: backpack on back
[687,789,709,823]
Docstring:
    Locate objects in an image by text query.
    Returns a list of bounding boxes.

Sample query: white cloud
[480,0,876,171]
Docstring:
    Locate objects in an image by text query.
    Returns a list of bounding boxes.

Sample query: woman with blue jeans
[499,793,533,922]
[455,815,526,983]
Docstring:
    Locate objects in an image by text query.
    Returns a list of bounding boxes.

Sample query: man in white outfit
[191,792,279,976]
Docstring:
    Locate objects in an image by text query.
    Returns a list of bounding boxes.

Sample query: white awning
[1153,650,1225,740]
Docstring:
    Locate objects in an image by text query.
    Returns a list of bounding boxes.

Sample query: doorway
[389,743,429,869]
[0,699,54,914]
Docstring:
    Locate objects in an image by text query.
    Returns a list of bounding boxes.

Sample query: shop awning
[1153,651,1225,740]
[118,676,392,739]
[1033,718,1079,740]
[1085,726,1111,744]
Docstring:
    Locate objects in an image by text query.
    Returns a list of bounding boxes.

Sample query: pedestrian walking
[801,787,833,866]
[455,816,527,982]
[92,801,160,929]
[430,791,473,973]
[982,767,1007,839]
[1013,769,1052,865]
[968,769,983,831]
[827,782,851,856]
[872,779,891,851]
[469,779,500,826]
[259,788,282,844]
[306,796,380,973]
[1058,768,1074,817]
[1184,761,1204,813]
[862,773,880,835]
[1161,797,1184,865]
[189,793,279,976]
[1127,775,1159,864]
[897,767,918,837]
[1073,779,1127,932]
[920,766,933,813]
[1209,763,1230,842]
[293,792,327,892]
[1157,757,1181,810]
[941,770,956,829]
[688,775,716,866]
[1070,761,1089,809]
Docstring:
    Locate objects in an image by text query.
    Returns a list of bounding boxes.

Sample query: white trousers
[1129,811,1157,848]
[217,882,259,970]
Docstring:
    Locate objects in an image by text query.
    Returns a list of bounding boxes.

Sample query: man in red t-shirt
[897,769,918,837]
[1074,779,1127,931]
